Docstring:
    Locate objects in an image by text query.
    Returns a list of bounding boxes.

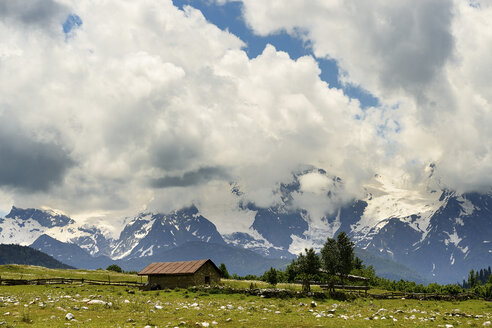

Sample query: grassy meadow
[0,265,491,327]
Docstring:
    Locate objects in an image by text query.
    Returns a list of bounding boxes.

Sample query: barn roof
[138,259,220,276]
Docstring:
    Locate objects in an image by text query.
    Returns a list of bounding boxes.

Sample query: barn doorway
[205,276,210,284]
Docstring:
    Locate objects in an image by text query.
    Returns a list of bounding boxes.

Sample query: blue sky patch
[172,0,379,108]
[63,14,83,34]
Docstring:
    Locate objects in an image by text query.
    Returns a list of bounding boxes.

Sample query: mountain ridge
[2,171,491,284]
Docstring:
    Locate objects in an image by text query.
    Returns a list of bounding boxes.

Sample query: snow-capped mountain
[1,169,491,283]
[224,171,492,283]
[359,191,492,283]
[0,206,112,256]
[110,206,225,260]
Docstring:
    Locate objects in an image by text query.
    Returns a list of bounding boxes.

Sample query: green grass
[0,265,490,327]
[0,265,147,283]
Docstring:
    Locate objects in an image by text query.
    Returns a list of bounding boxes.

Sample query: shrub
[106,264,123,273]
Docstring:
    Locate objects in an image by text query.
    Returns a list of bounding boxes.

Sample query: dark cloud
[0,0,70,30]
[377,0,454,94]
[151,167,229,188]
[0,127,74,192]
[150,136,202,171]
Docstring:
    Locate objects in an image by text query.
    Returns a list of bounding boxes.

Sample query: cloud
[0,117,74,192]
[0,0,382,225]
[224,0,492,195]
[0,0,70,32]
[152,167,230,188]
[231,0,455,102]
[5,0,491,235]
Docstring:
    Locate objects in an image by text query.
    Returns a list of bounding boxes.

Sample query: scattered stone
[87,300,106,305]
[310,301,317,308]
[126,318,135,323]
[65,313,74,321]
[226,318,232,322]
[483,322,491,327]
[155,305,163,310]
[201,322,210,327]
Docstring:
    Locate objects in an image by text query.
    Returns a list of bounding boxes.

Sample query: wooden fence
[0,277,144,287]
[297,280,488,301]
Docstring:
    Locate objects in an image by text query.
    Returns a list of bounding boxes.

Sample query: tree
[353,256,363,270]
[320,237,339,276]
[285,259,299,283]
[297,248,321,292]
[265,267,278,286]
[337,231,354,280]
[468,269,476,288]
[106,264,122,273]
[219,263,230,279]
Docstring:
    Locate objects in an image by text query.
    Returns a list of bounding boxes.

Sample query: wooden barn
[138,259,221,289]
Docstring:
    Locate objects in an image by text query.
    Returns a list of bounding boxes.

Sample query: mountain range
[1,169,490,283]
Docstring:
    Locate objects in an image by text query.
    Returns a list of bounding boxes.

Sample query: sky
[0,0,491,231]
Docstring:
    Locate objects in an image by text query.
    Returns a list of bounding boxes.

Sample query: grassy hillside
[0,266,489,327]
[0,244,73,269]
[0,264,146,283]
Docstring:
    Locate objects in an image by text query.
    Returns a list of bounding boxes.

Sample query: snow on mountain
[2,168,491,283]
[224,171,491,283]
[110,205,225,260]
[223,230,291,259]
[0,206,112,256]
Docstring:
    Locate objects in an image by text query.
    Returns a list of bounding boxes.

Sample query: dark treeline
[462,266,492,288]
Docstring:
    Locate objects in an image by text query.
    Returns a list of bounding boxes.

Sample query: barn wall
[193,262,221,285]
[147,262,221,289]
[148,274,195,289]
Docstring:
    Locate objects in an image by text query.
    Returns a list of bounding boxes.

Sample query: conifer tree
[219,263,230,279]
[320,237,339,276]
[297,248,321,291]
[468,269,476,288]
[265,267,278,286]
[337,231,355,278]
